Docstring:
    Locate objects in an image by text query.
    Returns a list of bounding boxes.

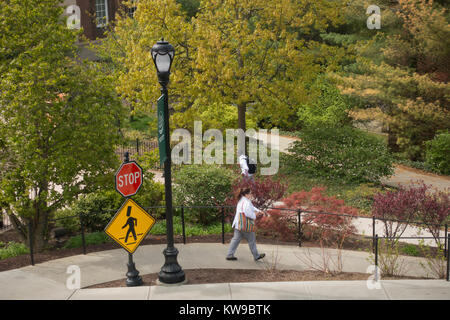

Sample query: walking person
[226,188,265,261]
[238,154,256,181]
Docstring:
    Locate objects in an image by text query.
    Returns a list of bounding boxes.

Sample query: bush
[370,239,408,277]
[297,77,350,128]
[63,232,112,249]
[414,183,450,247]
[282,187,358,242]
[0,242,29,259]
[53,208,80,234]
[226,175,288,212]
[71,190,123,232]
[372,183,425,245]
[173,165,235,225]
[69,173,165,232]
[372,181,449,247]
[280,187,358,274]
[257,208,298,242]
[286,126,394,183]
[426,132,450,175]
[136,149,160,170]
[419,241,447,279]
[258,187,358,244]
[133,178,165,219]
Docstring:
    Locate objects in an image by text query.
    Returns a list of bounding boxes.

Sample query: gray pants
[227,228,260,260]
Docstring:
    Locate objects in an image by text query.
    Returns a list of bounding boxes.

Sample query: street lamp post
[151,38,185,284]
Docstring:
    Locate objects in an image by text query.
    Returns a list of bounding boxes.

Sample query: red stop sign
[115,161,143,197]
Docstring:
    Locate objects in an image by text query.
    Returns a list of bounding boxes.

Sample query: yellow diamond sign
[105,198,156,254]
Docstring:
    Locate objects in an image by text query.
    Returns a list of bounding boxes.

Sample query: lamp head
[151,38,175,86]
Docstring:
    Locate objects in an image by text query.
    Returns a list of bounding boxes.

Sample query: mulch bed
[86,268,427,289]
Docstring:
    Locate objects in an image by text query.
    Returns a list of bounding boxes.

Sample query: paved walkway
[0,243,449,300]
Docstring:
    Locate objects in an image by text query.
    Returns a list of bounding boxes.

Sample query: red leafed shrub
[418,189,450,247]
[257,208,298,241]
[225,175,288,237]
[283,187,358,244]
[372,181,450,246]
[257,187,358,243]
[226,175,288,211]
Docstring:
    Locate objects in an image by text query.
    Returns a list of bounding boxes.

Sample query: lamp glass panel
[155,54,171,73]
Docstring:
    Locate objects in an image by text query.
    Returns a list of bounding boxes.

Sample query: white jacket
[239,155,249,175]
[232,196,259,229]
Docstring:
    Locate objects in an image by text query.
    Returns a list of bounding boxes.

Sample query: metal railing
[116,138,158,162]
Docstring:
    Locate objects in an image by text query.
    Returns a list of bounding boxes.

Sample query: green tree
[0,0,126,251]
[330,0,450,160]
[296,76,350,128]
[426,132,450,175]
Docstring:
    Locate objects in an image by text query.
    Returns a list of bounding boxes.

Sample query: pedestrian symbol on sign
[122,206,137,243]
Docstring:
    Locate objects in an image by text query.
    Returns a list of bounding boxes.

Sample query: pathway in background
[251,131,450,192]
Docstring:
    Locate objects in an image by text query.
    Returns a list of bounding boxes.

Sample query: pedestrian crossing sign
[104,198,156,254]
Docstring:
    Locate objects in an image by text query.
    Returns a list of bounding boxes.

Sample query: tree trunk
[33,218,47,252]
[387,128,399,153]
[238,103,246,132]
[237,103,247,155]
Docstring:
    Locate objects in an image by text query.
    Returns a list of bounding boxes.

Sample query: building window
[127,0,137,18]
[95,0,109,27]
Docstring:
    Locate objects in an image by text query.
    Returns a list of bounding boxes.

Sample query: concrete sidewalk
[0,242,449,300]
[68,279,450,300]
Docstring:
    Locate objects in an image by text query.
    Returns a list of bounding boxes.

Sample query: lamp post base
[158,246,185,284]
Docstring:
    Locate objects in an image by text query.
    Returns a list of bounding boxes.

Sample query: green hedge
[426,132,450,175]
[285,126,394,183]
[63,232,112,249]
[173,165,235,225]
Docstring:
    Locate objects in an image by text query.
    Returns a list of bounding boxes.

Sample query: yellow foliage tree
[97,0,345,132]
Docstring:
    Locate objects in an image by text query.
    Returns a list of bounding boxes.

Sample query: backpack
[246,156,257,174]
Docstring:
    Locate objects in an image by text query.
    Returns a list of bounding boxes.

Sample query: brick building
[63,0,135,41]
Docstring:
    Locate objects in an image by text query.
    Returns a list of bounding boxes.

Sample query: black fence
[19,204,450,281]
[116,138,158,162]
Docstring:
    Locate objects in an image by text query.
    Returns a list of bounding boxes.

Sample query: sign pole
[123,152,143,287]
[158,85,185,284]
